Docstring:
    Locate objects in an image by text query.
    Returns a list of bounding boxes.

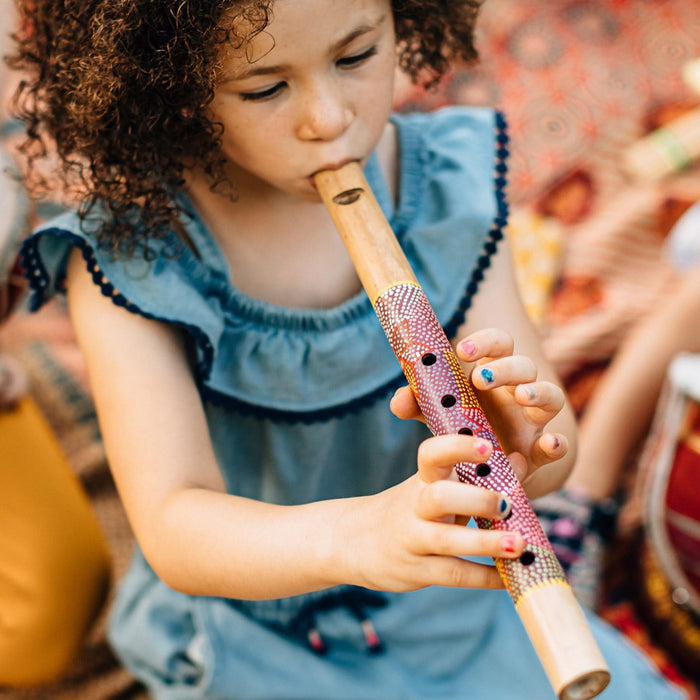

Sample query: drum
[636,353,700,681]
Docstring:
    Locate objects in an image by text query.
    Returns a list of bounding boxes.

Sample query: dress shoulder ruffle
[20,107,509,421]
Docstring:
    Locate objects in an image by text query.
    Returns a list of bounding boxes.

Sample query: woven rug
[1,0,700,697]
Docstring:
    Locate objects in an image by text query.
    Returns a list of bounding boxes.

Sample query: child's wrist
[316,496,367,589]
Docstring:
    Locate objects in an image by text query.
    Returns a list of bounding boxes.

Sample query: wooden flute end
[518,583,610,699]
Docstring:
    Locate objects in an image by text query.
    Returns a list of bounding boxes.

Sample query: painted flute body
[314,162,610,700]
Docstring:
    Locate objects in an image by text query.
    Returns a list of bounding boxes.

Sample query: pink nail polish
[476,440,490,455]
[459,340,476,357]
[502,535,518,554]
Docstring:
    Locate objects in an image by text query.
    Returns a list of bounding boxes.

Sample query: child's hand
[339,432,524,592]
[390,328,568,484]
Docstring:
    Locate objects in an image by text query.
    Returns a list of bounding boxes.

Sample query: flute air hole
[519,551,535,566]
[332,188,364,206]
[421,353,437,366]
[441,395,456,408]
[458,427,473,436]
[476,463,491,477]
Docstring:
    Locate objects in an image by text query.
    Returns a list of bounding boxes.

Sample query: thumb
[389,385,426,423]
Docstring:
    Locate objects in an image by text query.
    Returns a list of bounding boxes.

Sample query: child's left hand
[390,328,568,485]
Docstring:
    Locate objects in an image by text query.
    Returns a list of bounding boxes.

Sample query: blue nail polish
[499,497,511,517]
[480,367,494,384]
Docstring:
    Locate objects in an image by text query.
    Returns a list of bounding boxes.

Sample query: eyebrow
[229,14,387,82]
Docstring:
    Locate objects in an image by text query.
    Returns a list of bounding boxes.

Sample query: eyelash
[239,45,379,101]
[241,83,285,101]
[337,45,378,67]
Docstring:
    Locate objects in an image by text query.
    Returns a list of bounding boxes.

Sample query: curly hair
[8,0,482,254]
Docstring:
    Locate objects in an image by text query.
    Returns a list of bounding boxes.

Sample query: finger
[506,451,528,483]
[529,432,569,468]
[456,328,514,362]
[417,434,492,483]
[419,523,525,561]
[471,355,537,391]
[514,381,565,419]
[421,556,505,589]
[417,479,512,521]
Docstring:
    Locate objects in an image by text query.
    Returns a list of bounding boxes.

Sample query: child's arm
[66,247,543,600]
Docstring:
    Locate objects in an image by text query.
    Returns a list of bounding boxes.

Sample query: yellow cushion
[0,397,111,686]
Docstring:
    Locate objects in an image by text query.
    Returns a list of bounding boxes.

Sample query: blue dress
[20,107,686,700]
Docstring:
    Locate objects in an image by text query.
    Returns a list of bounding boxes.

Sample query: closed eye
[337,45,378,68]
[240,82,286,101]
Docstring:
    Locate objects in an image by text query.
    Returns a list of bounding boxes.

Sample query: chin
[299,189,324,203]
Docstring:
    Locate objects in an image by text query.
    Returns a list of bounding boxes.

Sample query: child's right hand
[336,433,523,593]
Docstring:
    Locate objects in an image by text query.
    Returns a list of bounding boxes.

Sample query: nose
[296,81,353,142]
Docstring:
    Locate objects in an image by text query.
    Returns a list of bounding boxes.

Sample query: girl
[10,0,686,697]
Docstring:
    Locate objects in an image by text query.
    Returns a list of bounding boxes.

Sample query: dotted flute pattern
[374,282,567,606]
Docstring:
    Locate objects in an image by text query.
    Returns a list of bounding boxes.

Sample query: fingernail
[501,535,519,554]
[480,367,494,384]
[459,340,476,357]
[526,386,537,401]
[475,439,490,455]
[497,496,511,519]
[551,435,561,450]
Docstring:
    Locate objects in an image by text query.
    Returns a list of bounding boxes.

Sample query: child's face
[209,0,396,201]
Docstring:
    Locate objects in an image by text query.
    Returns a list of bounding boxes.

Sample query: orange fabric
[0,397,110,686]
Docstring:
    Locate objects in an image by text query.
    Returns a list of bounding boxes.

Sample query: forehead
[218,0,391,74]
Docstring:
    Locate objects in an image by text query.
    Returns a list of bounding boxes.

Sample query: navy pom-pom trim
[443,110,510,340]
[20,228,405,424]
[19,110,511,424]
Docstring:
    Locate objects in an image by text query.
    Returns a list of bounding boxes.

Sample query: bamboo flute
[314,162,611,700]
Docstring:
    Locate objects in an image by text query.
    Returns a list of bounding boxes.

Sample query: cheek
[220,121,265,156]
[367,80,395,127]
[375,61,398,113]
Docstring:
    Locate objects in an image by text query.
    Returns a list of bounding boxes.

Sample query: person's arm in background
[568,260,700,500]
[535,255,700,609]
